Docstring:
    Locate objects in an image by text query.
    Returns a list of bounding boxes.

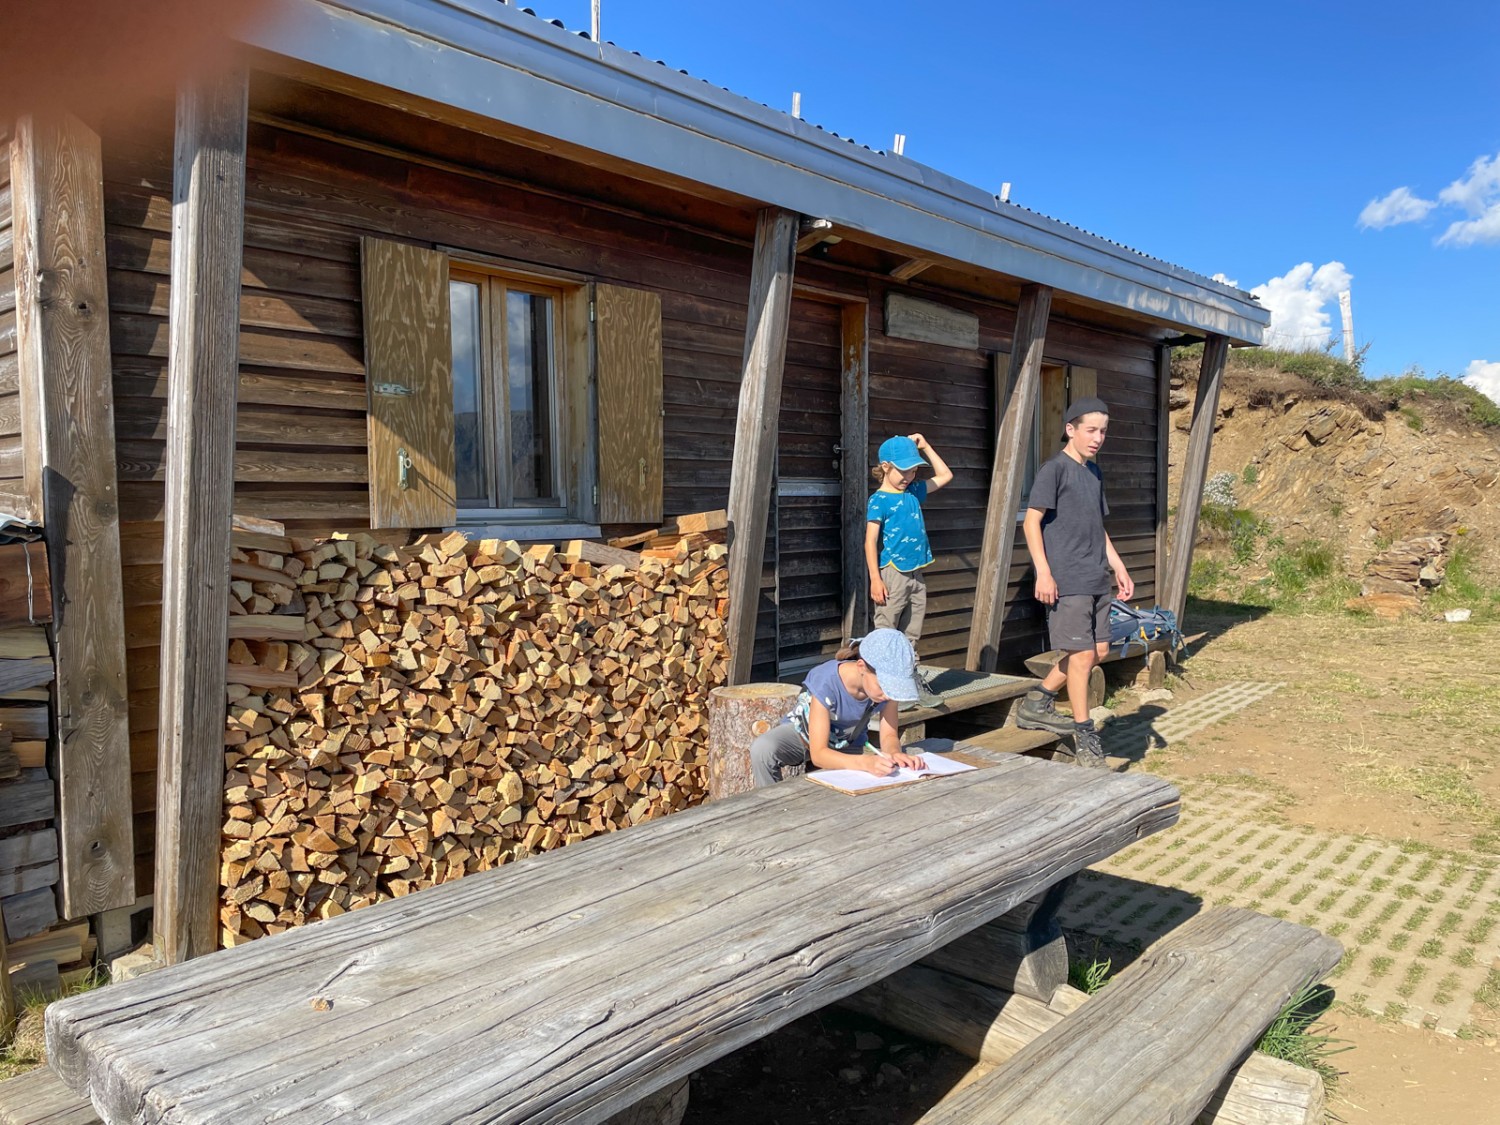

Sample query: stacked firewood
[221,524,730,946]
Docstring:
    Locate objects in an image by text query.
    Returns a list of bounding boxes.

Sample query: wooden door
[772,297,846,677]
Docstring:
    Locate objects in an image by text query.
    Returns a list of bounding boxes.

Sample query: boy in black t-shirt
[1015,396,1133,767]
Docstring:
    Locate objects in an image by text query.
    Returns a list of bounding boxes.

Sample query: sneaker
[1072,724,1107,769]
[1015,689,1075,736]
[916,670,943,708]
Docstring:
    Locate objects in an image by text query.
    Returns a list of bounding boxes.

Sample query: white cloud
[1436,152,1500,246]
[1462,359,1500,406]
[1210,271,1239,288]
[1358,186,1436,229]
[1249,261,1352,352]
[1438,153,1500,213]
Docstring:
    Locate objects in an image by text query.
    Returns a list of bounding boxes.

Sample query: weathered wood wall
[868,282,1161,665]
[97,82,1167,885]
[0,133,21,513]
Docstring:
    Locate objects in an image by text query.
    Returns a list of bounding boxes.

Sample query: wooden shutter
[595,284,663,524]
[361,237,455,529]
[1039,365,1068,451]
[1068,366,1098,406]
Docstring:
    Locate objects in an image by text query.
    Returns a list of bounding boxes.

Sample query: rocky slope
[1167,355,1500,585]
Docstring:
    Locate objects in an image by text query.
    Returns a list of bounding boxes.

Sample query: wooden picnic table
[47,753,1179,1125]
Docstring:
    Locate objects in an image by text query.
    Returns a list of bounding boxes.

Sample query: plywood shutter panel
[595,284,663,524]
[361,237,455,529]
[1039,367,1067,452]
[1069,366,1098,405]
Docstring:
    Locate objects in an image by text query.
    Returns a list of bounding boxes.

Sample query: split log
[214,530,731,942]
[0,631,49,661]
[564,539,642,570]
[706,683,800,800]
[0,544,52,629]
[0,660,53,697]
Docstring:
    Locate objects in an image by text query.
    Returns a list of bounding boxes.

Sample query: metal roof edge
[243,0,1269,343]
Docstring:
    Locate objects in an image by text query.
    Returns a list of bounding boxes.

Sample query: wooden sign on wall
[884,292,979,350]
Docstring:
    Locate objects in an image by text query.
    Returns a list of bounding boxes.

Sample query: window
[359,236,664,531]
[450,269,567,515]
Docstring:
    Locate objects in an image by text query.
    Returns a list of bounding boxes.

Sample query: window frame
[449,263,574,524]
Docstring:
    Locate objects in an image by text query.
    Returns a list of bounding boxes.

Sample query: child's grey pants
[874,564,927,644]
[750,723,811,787]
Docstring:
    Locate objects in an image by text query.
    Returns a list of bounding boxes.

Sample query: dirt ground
[686,602,1500,1123]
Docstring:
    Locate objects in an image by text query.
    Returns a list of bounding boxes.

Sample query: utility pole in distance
[1338,289,1355,364]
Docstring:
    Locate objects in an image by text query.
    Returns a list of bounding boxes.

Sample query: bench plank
[47,758,1178,1125]
[0,1067,98,1125]
[917,906,1341,1125]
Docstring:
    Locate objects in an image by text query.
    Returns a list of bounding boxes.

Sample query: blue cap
[877,435,928,471]
[857,628,920,703]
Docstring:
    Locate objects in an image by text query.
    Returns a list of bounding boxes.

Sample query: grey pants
[750,723,811,787]
[873,564,927,644]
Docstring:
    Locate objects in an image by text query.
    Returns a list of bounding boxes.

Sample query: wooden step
[952,728,1060,757]
[894,667,1037,728]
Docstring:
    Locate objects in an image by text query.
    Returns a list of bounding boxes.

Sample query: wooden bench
[45,755,1178,1125]
[915,906,1342,1124]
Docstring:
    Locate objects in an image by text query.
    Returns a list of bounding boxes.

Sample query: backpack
[1108,601,1184,660]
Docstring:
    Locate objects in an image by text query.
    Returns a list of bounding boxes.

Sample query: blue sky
[520,0,1500,399]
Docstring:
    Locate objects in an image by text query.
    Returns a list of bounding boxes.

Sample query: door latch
[397,448,414,491]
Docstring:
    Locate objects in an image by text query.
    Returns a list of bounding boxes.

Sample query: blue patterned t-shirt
[866,479,932,572]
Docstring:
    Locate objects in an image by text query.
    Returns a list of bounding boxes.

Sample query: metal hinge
[373,382,414,397]
[589,301,596,323]
[592,484,599,505]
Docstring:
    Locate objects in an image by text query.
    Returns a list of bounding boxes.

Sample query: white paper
[806,751,977,793]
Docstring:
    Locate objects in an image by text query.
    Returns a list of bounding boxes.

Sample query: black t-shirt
[1028,451,1111,596]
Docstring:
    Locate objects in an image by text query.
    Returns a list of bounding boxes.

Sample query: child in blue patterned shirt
[865,434,953,648]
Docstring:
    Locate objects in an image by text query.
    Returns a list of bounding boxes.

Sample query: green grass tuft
[1254,983,1351,1094]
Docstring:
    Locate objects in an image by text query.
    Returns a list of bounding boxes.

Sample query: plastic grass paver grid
[1062,787,1500,1035]
[1107,681,1285,754]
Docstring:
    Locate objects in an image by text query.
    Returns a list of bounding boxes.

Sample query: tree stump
[706,683,800,799]
[1088,664,1106,710]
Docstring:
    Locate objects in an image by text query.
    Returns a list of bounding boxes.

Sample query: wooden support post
[839,301,869,641]
[967,284,1052,672]
[154,66,248,964]
[725,208,798,685]
[11,113,135,918]
[1153,343,1171,605]
[919,880,1073,1003]
[1160,335,1228,624]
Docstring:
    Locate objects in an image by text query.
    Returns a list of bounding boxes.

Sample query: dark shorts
[1047,593,1111,652]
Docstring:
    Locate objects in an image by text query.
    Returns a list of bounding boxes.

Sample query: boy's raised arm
[910,433,953,491]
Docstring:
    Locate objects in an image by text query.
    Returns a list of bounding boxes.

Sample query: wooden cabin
[0,0,1266,964]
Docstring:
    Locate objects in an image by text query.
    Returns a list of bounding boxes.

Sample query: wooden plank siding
[96,92,1168,886]
[0,138,22,506]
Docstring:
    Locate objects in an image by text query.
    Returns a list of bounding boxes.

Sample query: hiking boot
[1015,689,1075,736]
[1071,724,1107,769]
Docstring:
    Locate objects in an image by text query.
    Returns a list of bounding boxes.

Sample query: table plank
[48,757,1179,1125]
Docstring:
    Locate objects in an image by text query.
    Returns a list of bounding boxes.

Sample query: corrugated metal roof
[246,0,1268,341]
[500,2,1257,306]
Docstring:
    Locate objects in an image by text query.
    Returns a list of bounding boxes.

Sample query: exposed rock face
[1167,362,1500,586]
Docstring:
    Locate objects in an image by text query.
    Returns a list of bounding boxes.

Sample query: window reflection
[449,279,487,507]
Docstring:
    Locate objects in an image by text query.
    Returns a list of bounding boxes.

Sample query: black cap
[1064,396,1109,424]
